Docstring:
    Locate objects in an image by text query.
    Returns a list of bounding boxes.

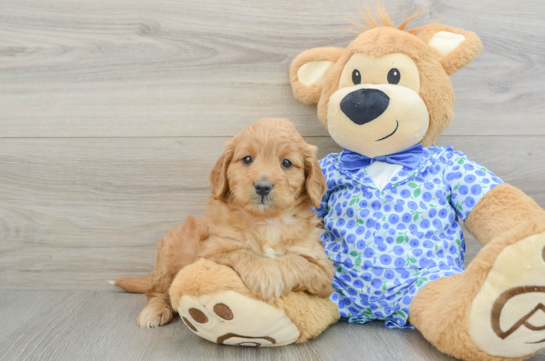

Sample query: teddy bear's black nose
[340,88,390,125]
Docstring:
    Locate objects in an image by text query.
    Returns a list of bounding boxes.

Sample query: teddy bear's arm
[465,183,545,246]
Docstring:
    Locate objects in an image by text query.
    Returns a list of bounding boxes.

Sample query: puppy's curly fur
[114,118,335,328]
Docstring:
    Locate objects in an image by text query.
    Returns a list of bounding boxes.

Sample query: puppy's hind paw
[138,302,173,328]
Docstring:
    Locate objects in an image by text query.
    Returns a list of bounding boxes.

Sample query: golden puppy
[114,118,335,328]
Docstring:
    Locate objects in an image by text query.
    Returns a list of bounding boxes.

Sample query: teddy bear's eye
[352,69,361,85]
[387,68,400,85]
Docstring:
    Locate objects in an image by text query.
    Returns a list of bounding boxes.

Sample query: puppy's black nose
[340,88,390,125]
[255,181,273,196]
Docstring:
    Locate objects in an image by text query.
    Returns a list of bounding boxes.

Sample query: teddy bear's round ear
[418,24,482,76]
[290,47,344,105]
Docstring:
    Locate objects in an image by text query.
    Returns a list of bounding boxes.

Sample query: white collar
[365,161,403,191]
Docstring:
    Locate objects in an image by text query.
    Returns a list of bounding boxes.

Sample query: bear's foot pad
[469,232,545,357]
[177,290,300,347]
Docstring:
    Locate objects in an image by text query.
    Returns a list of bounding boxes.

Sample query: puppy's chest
[263,246,279,259]
[252,218,295,259]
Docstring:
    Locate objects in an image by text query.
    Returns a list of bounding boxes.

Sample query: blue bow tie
[340,144,424,171]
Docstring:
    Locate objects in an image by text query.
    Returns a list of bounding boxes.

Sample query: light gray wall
[1,0,544,290]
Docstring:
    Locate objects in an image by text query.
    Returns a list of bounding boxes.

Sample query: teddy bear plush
[168,5,545,359]
[168,258,339,346]
[287,5,545,361]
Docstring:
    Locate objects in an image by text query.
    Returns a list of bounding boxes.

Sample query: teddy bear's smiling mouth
[375,120,398,141]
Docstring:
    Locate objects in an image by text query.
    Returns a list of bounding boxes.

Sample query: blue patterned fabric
[340,144,424,170]
[315,145,503,329]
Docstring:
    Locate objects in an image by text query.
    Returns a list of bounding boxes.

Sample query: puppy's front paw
[138,301,173,328]
[314,284,335,299]
[252,278,285,303]
[241,264,284,302]
[294,282,333,299]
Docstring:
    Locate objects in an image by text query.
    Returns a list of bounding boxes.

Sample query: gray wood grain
[0,135,543,290]
[0,291,542,361]
[0,0,544,138]
[1,1,545,359]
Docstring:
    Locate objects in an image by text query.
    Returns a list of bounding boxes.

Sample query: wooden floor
[1,0,545,359]
[0,291,541,361]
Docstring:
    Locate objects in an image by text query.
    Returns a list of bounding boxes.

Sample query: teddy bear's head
[290,6,482,158]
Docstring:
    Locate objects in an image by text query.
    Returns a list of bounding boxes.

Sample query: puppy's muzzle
[254,180,273,197]
[340,88,390,125]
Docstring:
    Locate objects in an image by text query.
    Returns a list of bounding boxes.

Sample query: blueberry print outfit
[315,145,503,329]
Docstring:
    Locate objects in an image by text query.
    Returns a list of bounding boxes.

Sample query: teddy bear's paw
[177,290,300,347]
[468,231,545,358]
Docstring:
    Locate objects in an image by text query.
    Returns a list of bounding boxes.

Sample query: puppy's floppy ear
[209,139,234,200]
[418,24,482,76]
[304,144,326,209]
[290,47,344,105]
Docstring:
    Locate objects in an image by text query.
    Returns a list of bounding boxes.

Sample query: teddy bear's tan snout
[327,83,429,158]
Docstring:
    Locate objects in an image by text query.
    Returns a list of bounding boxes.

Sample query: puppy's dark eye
[387,68,400,84]
[242,156,253,164]
[352,69,361,85]
[282,159,292,168]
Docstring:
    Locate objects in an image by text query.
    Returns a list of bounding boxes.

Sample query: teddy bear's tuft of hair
[345,1,442,36]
